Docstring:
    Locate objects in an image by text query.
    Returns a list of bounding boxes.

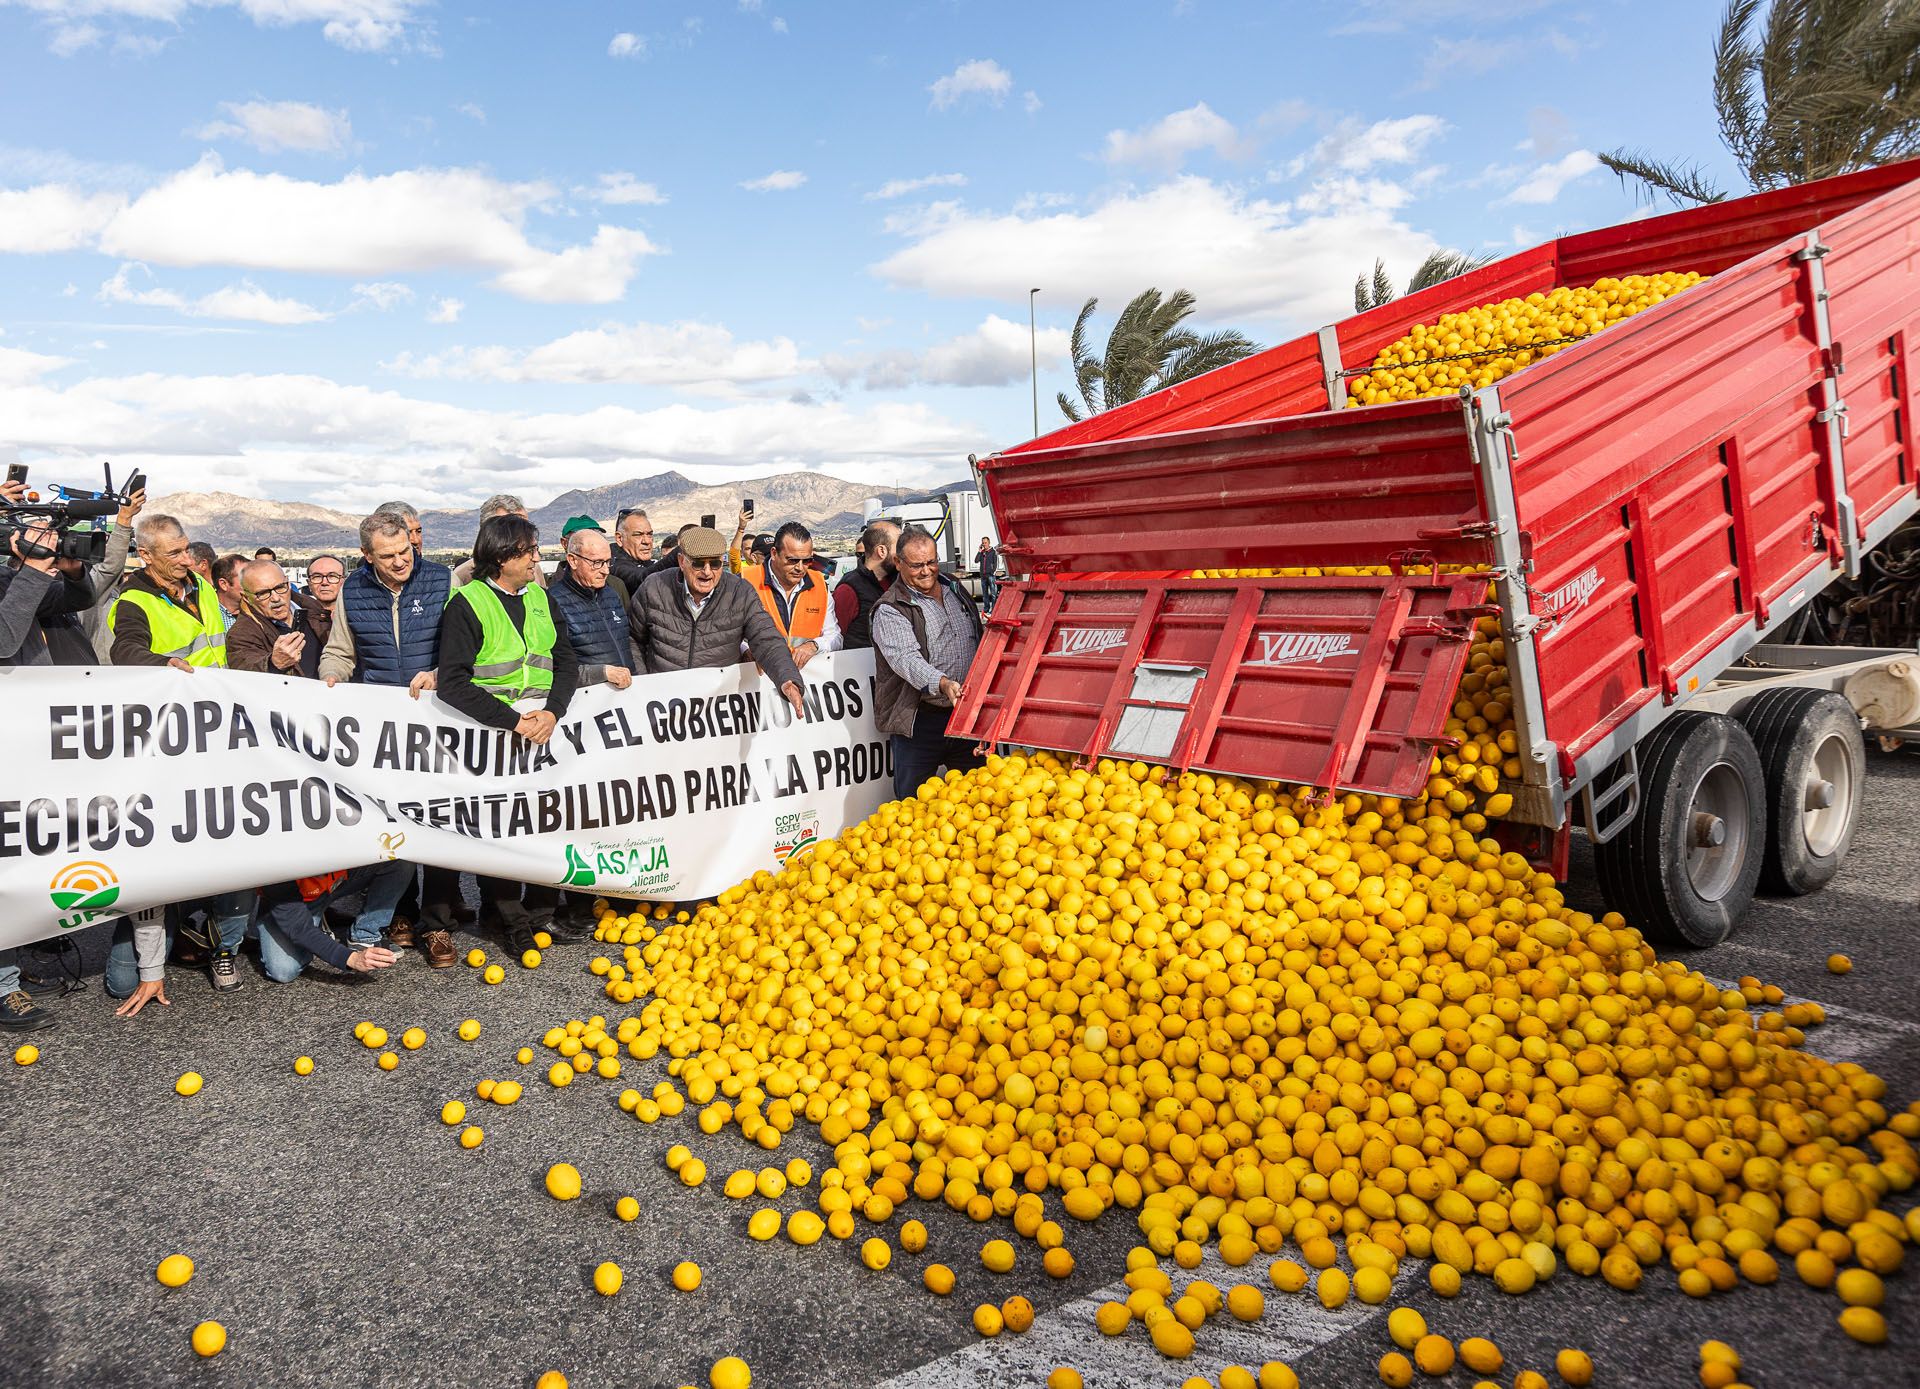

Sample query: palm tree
[1601,0,1920,206]
[1057,288,1261,423]
[1353,249,1495,314]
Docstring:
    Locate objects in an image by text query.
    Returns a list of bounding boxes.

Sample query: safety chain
[1338,332,1597,378]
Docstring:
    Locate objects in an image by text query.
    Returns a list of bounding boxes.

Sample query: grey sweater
[0,565,58,666]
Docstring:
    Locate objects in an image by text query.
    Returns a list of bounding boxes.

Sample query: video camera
[1,462,145,568]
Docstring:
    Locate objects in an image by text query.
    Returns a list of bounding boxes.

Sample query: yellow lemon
[482,964,504,985]
[401,1027,426,1050]
[747,1208,781,1241]
[1002,1296,1034,1333]
[900,1219,928,1253]
[377,1052,398,1071]
[925,1263,956,1295]
[465,948,485,967]
[981,1239,1015,1273]
[535,1373,567,1389]
[1226,1284,1264,1322]
[972,1303,1004,1338]
[673,1260,702,1291]
[361,1027,387,1049]
[1047,1371,1084,1389]
[459,1125,483,1149]
[680,1158,707,1188]
[545,1162,583,1201]
[1556,1349,1594,1386]
[191,1321,226,1357]
[616,1196,640,1222]
[710,1356,751,1389]
[861,1237,891,1271]
[533,930,553,949]
[292,1056,313,1076]
[174,1071,203,1097]
[156,1254,194,1287]
[1828,953,1852,973]
[441,1100,466,1125]
[522,949,542,969]
[457,1019,481,1041]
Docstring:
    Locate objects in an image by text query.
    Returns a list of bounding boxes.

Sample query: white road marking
[879,1246,1413,1388]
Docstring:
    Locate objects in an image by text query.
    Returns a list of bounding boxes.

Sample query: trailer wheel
[1592,712,1765,948]
[1737,688,1866,896]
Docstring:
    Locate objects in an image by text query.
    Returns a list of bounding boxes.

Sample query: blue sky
[0,0,1733,511]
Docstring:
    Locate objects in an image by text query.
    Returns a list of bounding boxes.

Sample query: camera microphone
[56,497,120,520]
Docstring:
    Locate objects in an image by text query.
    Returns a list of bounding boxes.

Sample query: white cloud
[98,262,329,324]
[427,296,462,324]
[0,184,123,253]
[454,102,487,123]
[580,172,667,206]
[1500,149,1601,205]
[348,280,412,311]
[9,0,426,52]
[825,315,1070,390]
[929,58,1013,110]
[1102,103,1247,170]
[1291,114,1448,175]
[866,172,967,201]
[0,367,982,502]
[48,21,101,55]
[608,31,645,58]
[387,320,810,390]
[771,16,787,32]
[0,345,74,385]
[875,175,1436,328]
[1023,90,1042,114]
[741,169,807,192]
[195,100,352,154]
[54,157,663,303]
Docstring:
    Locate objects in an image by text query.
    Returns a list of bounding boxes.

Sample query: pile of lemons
[1346,272,1708,406]
[579,746,1916,1360]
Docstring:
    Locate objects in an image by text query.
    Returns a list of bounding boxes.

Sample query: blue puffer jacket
[549,570,629,669]
[341,560,450,684]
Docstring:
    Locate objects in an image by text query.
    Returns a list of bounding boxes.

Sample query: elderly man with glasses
[229,559,322,677]
[301,555,344,644]
[627,526,805,719]
[551,518,633,691]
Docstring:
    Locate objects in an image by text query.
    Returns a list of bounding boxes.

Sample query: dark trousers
[477,877,559,933]
[890,703,984,799]
[394,863,461,929]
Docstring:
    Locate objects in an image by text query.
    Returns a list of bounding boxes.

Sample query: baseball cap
[678,526,727,561]
[560,515,603,539]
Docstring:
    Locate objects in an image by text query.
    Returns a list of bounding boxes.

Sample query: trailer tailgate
[951,572,1491,797]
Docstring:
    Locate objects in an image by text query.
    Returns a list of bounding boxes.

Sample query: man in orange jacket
[742,521,841,669]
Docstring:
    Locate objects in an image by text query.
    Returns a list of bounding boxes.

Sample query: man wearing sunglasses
[229,559,323,677]
[628,525,806,719]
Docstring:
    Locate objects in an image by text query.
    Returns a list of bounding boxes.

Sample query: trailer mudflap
[951,572,1492,798]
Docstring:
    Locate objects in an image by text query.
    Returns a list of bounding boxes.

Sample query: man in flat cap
[628,525,805,718]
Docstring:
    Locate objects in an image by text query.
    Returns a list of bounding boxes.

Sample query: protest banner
[0,652,892,953]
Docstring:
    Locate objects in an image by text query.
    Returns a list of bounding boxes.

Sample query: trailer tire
[1737,688,1866,896]
[1592,712,1765,948]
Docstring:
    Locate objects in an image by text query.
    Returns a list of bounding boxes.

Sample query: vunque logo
[50,861,123,931]
[1541,565,1603,618]
[1050,627,1129,658]
[1244,631,1359,667]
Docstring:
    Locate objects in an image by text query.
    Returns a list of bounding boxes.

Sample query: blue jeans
[890,703,984,799]
[104,891,251,1000]
[257,860,410,983]
[0,947,20,998]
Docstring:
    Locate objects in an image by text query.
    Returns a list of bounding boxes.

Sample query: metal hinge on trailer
[1816,399,1852,439]
[1577,745,1641,845]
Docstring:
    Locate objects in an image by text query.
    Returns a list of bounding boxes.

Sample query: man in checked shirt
[869,525,986,799]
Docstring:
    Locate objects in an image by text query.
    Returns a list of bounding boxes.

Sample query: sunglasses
[686,557,724,572]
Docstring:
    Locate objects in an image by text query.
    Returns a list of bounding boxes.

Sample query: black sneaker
[0,990,53,1031]
[504,923,539,954]
[210,949,242,992]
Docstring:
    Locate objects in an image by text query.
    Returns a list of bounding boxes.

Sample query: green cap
[560,515,604,539]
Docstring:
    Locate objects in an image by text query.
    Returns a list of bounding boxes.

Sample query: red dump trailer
[953,159,1920,948]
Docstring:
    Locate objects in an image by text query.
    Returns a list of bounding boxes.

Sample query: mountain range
[150,471,967,555]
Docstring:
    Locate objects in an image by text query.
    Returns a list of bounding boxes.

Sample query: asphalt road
[3,754,1918,1389]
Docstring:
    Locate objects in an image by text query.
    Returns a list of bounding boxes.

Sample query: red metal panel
[1841,332,1913,535]
[950,573,1487,798]
[1529,504,1651,765]
[1637,442,1746,680]
[980,397,1491,576]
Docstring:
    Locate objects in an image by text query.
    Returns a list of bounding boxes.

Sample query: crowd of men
[0,482,992,1036]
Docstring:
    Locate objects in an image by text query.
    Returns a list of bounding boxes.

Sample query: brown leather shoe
[387,917,416,949]
[421,929,457,969]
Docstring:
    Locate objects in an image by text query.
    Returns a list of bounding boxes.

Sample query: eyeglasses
[308,571,344,584]
[686,557,724,572]
[900,558,940,571]
[572,555,612,570]
[251,582,292,600]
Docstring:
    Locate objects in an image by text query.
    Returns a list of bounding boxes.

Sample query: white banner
[0,652,893,953]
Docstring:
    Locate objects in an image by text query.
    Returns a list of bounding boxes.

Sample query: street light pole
[1028,287,1040,437]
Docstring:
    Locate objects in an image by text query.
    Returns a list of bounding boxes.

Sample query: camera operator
[0,508,66,1030]
[77,480,146,656]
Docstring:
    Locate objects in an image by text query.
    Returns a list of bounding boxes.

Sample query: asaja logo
[562,844,596,888]
[773,810,820,866]
[50,861,122,930]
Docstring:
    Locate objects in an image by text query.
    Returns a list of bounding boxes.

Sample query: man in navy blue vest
[318,510,463,967]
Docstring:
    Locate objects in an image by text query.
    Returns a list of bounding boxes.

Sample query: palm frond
[1066,297,1103,418]
[1354,259,1395,313]
[1406,249,1495,295]
[1597,148,1728,206]
[1056,390,1082,424]
[1161,330,1262,389]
